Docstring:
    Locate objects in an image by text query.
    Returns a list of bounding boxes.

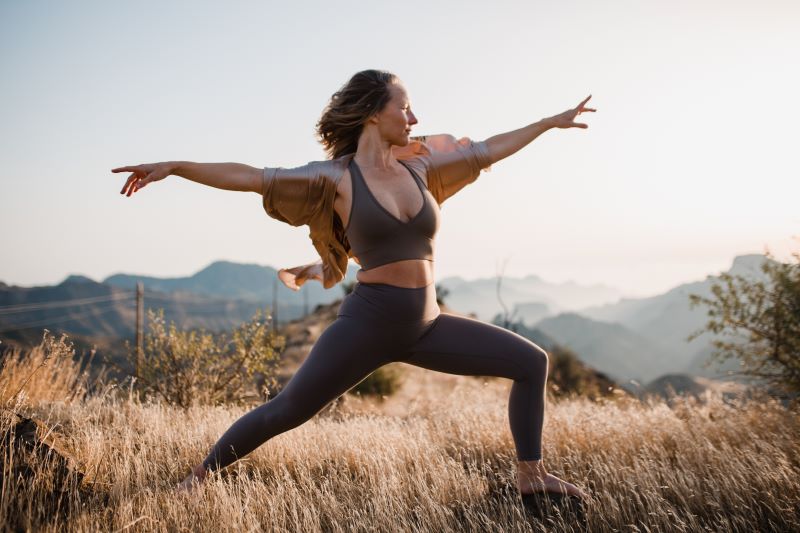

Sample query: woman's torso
[334,158,437,288]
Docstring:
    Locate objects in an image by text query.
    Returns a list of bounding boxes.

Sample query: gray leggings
[203,281,549,472]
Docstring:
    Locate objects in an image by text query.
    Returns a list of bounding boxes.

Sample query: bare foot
[516,460,589,500]
[176,464,207,496]
[517,474,588,500]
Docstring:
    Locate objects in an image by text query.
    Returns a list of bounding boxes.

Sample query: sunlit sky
[2,0,798,298]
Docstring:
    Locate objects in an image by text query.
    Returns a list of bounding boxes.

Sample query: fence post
[272,277,278,331]
[136,281,143,376]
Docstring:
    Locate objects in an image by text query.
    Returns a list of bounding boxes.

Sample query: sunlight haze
[1,0,798,297]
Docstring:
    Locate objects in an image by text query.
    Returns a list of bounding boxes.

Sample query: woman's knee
[254,390,317,431]
[516,342,549,381]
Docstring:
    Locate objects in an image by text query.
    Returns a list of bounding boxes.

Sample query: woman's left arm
[484,95,595,164]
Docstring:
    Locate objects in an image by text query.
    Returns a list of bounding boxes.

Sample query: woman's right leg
[201,316,392,473]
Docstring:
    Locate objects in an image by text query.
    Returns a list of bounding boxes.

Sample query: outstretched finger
[121,174,137,195]
[125,176,142,197]
[112,166,139,173]
[579,95,592,107]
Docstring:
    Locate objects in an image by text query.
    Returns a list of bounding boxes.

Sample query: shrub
[435,283,449,306]
[689,250,800,396]
[124,309,284,408]
[548,345,612,399]
[341,280,357,296]
[348,363,405,398]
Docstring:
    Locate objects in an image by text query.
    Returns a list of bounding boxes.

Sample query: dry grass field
[1,336,798,532]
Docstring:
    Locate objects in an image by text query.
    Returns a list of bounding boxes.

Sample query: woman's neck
[353,130,396,170]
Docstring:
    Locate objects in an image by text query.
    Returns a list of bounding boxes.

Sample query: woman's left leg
[403,313,589,499]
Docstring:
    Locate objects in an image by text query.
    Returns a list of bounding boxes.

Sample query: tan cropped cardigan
[261,134,492,290]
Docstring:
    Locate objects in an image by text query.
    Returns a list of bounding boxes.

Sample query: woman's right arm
[112,161,262,197]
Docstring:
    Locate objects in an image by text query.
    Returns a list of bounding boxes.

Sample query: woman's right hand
[112,162,174,197]
[278,262,324,291]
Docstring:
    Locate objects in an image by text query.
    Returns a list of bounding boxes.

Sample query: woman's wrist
[166,161,187,176]
[538,117,557,130]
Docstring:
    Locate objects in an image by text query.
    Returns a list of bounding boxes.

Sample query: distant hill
[489,319,560,353]
[643,373,707,399]
[439,273,624,323]
[104,260,359,304]
[638,373,750,402]
[0,277,137,340]
[104,261,274,300]
[576,254,773,378]
[533,312,675,383]
[0,260,354,357]
[1,277,271,355]
[511,302,551,326]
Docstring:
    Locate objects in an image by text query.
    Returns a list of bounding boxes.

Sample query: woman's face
[374,82,418,146]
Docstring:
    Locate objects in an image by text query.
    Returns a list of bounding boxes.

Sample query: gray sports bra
[344,158,440,271]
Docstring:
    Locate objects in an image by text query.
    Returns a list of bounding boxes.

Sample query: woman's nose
[408,112,418,125]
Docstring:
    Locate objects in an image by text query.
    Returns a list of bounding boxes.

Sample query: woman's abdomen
[355,259,434,288]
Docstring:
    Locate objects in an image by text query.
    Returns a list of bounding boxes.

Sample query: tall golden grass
[1,336,798,532]
[0,331,100,407]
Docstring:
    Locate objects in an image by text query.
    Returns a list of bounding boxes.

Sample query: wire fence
[0,292,136,333]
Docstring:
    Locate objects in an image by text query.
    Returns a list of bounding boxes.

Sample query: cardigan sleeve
[262,158,350,290]
[394,134,493,206]
[261,162,327,227]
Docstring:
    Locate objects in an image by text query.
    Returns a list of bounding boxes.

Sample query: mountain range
[103,260,359,305]
[0,254,773,389]
[533,254,772,384]
[438,273,624,323]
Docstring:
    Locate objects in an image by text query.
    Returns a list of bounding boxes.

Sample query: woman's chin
[388,132,414,148]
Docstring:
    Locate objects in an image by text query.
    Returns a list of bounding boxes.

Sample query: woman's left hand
[547,95,596,129]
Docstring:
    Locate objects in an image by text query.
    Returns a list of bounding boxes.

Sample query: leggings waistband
[340,280,440,323]
[354,280,435,291]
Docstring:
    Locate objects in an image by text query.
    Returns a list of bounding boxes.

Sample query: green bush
[547,345,617,399]
[348,363,405,398]
[124,309,284,408]
[689,251,800,396]
[435,283,450,306]
[341,280,357,296]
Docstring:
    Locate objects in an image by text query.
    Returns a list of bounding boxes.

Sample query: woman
[112,69,595,501]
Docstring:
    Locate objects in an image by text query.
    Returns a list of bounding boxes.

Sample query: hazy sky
[2,0,798,297]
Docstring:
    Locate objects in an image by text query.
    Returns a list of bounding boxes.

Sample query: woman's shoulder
[392,138,434,178]
[393,137,434,160]
[392,133,469,167]
[273,155,352,185]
